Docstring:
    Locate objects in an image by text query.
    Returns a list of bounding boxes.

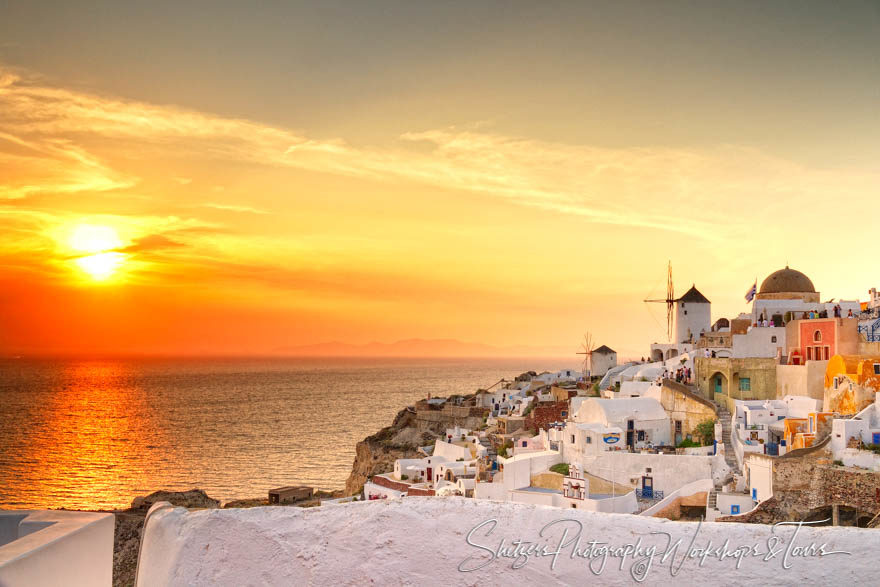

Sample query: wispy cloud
[5,63,857,242]
[2,62,878,276]
[200,202,269,215]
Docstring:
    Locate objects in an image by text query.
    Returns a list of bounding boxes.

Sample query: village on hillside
[360,265,880,527]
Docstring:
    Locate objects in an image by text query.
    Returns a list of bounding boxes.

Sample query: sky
[0,1,879,357]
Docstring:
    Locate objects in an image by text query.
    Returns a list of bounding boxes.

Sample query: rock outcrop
[344,406,437,495]
[130,488,221,512]
[344,394,490,496]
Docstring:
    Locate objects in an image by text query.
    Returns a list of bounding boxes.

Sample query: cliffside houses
[368,266,880,526]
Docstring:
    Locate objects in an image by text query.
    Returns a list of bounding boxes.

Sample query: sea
[0,356,574,510]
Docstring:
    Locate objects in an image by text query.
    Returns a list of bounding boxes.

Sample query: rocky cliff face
[344,407,439,495]
[345,395,489,496]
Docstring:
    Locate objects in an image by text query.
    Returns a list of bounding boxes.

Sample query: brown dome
[759,266,815,294]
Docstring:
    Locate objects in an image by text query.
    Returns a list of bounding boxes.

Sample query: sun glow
[69,224,126,281]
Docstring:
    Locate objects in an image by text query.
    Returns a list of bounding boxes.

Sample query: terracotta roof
[676,285,710,304]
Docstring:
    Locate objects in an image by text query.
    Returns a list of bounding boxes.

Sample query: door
[731,504,740,515]
[714,376,722,394]
[627,420,635,450]
[426,467,432,482]
[641,476,653,499]
[752,488,757,500]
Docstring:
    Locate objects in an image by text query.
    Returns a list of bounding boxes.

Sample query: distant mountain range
[274,338,571,358]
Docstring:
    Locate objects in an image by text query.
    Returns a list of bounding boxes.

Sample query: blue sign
[603,433,620,444]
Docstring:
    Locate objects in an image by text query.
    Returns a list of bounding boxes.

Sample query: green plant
[676,438,701,448]
[866,443,880,455]
[833,460,844,467]
[550,463,570,476]
[497,441,513,458]
[400,474,409,480]
[695,418,717,446]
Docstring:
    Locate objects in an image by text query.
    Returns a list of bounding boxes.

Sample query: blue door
[642,476,653,499]
[752,488,757,500]
[731,505,740,515]
[873,433,880,444]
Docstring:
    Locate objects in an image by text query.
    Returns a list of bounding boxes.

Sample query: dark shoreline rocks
[103,487,342,586]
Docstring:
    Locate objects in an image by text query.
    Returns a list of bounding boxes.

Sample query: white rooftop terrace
[0,509,114,586]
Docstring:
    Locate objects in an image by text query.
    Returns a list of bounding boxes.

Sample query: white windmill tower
[576,333,595,381]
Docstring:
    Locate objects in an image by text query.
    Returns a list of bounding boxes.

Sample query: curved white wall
[138,498,872,585]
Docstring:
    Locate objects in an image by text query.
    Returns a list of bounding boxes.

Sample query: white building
[573,397,671,449]
[650,285,711,362]
[829,392,880,470]
[589,346,618,378]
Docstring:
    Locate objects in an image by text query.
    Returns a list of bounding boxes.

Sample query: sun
[69,224,126,281]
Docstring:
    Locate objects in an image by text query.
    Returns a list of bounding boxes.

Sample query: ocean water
[0,356,572,510]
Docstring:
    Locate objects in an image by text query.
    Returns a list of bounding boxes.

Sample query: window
[874,363,880,375]
[731,504,740,515]
[585,436,591,444]
[637,430,645,441]
[739,378,751,391]
[813,330,822,342]
[561,411,568,417]
[684,310,688,315]
[771,336,777,343]
[806,347,813,361]
[824,346,830,360]
[522,441,527,448]
[833,377,839,389]
[570,434,575,444]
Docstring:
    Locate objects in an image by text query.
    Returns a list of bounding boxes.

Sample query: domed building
[755,266,819,303]
[751,265,860,327]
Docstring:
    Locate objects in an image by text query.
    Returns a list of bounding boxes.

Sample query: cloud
[200,202,269,215]
[0,63,837,242]
[2,62,878,257]
[117,234,187,253]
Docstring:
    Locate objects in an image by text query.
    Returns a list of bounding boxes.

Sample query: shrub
[677,439,701,448]
[400,474,409,480]
[695,419,717,446]
[550,463,570,476]
[833,460,844,467]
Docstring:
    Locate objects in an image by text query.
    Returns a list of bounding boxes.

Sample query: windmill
[644,260,675,343]
[576,333,595,380]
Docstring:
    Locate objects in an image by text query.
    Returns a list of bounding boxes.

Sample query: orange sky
[1,3,879,358]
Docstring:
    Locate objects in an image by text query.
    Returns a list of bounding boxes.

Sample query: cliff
[344,407,436,495]
[344,394,489,495]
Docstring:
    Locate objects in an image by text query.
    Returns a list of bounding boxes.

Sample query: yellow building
[790,432,815,450]
[783,418,809,447]
[823,355,880,415]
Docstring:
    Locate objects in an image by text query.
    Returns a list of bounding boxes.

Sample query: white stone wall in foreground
[137,497,876,586]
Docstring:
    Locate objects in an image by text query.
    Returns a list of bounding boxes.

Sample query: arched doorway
[709,371,728,397]
[665,348,679,360]
[651,349,664,362]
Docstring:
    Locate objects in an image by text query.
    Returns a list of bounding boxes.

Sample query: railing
[635,489,664,500]
[858,318,880,342]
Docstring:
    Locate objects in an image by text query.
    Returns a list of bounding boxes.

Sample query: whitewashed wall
[137,498,873,586]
